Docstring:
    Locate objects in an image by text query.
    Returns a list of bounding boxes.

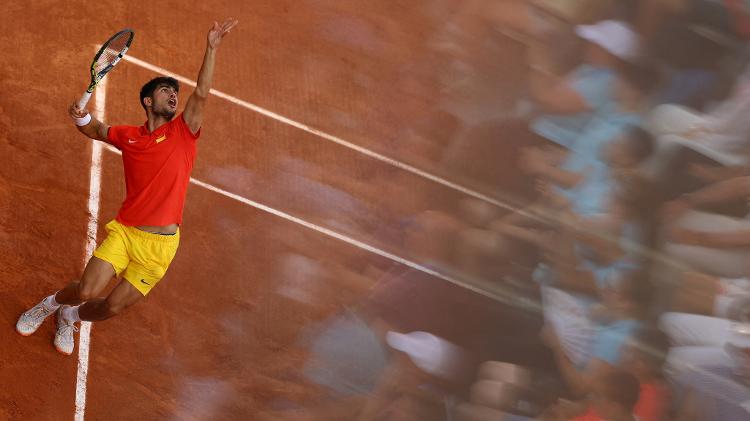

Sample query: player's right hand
[69,102,88,119]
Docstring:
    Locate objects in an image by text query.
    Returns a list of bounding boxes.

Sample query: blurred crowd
[257,1,750,420]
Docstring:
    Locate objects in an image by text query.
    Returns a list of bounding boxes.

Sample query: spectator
[499,61,658,237]
[659,313,750,378]
[455,369,643,421]
[457,326,671,421]
[669,271,750,320]
[648,63,750,175]
[662,319,750,421]
[456,125,656,283]
[539,271,649,396]
[528,20,641,150]
[660,175,750,278]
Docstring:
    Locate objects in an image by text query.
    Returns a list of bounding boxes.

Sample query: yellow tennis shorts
[93,220,180,295]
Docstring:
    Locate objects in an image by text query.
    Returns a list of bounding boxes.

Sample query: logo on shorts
[140,279,151,286]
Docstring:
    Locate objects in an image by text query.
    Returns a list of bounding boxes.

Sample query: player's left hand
[69,102,88,119]
[207,18,239,49]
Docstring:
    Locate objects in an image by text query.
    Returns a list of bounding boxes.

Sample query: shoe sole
[54,343,74,356]
[16,327,36,337]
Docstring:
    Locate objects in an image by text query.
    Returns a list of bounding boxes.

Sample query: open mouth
[168,99,177,107]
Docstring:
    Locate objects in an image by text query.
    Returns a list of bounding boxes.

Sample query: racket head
[87,28,134,92]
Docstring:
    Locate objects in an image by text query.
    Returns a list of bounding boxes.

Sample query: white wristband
[74,114,92,126]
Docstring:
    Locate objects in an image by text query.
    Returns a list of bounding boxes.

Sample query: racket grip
[77,91,93,110]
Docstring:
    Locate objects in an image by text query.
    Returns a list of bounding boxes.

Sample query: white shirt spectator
[648,67,750,167]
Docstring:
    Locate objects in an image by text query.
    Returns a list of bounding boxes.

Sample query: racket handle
[77,91,93,110]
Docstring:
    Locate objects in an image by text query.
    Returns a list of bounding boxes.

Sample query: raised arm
[69,102,109,142]
[183,18,238,135]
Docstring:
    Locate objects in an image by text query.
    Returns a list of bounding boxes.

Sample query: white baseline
[75,76,107,420]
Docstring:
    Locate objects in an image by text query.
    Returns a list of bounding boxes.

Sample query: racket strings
[94,32,131,75]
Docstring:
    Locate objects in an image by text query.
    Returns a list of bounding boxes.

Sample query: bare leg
[55,256,117,305]
[16,256,118,339]
[78,279,143,322]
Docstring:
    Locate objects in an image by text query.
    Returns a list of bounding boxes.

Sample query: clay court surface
[0,1,528,419]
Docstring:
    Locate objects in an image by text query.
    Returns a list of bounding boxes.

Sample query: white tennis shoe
[54,306,78,356]
[16,299,57,336]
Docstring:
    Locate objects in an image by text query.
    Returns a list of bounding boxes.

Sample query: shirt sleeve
[177,113,201,140]
[106,126,129,149]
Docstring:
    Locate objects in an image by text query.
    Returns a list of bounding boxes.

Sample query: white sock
[43,293,61,309]
[62,305,81,323]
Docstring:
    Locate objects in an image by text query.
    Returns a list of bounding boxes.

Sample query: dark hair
[631,327,671,370]
[618,60,661,94]
[139,77,179,111]
[623,125,655,164]
[601,370,641,411]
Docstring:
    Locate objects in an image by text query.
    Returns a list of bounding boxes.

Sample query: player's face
[151,85,178,118]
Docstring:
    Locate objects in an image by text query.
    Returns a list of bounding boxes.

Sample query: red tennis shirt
[106,113,199,227]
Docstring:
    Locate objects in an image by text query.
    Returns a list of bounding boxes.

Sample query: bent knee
[76,284,98,302]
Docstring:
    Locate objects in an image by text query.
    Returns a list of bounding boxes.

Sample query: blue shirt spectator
[531,65,618,149]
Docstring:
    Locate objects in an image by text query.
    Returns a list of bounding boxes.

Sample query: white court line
[75,77,107,421]
[121,54,523,214]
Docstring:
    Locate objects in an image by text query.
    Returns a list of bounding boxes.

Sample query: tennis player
[16,18,238,355]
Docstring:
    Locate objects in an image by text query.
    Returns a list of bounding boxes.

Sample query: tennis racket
[77,29,134,109]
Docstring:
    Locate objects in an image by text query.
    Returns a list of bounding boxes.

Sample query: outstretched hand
[207,18,238,49]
